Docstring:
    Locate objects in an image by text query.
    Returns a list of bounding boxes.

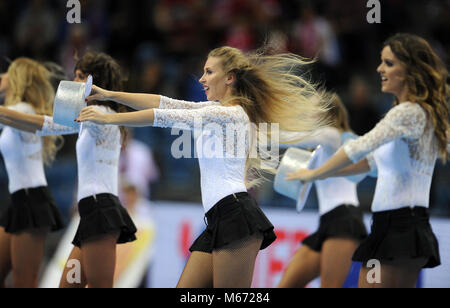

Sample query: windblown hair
[384,33,449,162]
[208,46,330,187]
[75,51,128,144]
[326,92,352,133]
[5,58,62,165]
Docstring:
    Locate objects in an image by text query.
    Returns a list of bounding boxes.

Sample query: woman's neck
[396,87,410,103]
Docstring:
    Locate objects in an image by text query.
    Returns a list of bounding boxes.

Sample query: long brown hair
[208,47,330,186]
[75,51,128,144]
[384,33,449,162]
[5,58,63,165]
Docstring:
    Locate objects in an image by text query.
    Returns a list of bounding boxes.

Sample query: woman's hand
[85,85,111,103]
[285,168,319,183]
[76,106,110,124]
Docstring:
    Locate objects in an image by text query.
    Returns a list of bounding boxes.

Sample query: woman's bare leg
[320,238,360,288]
[59,246,87,288]
[80,232,120,288]
[358,257,427,288]
[0,227,11,288]
[177,251,213,288]
[212,235,263,288]
[10,228,49,288]
[277,244,320,288]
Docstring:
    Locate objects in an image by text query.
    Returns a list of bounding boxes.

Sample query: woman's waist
[204,191,252,220]
[7,167,47,193]
[77,193,121,217]
[77,183,118,202]
[202,184,248,214]
[370,206,430,230]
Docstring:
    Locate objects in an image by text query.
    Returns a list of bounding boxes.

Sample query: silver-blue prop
[274,146,323,212]
[53,75,92,130]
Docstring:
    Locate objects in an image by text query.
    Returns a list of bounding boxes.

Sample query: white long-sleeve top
[0,102,48,193]
[281,127,359,215]
[36,105,121,202]
[343,102,437,213]
[154,96,249,213]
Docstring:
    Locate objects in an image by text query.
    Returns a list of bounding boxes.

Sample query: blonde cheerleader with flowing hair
[0,58,64,288]
[277,93,368,288]
[76,46,329,288]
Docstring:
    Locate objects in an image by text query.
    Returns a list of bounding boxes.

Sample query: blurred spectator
[153,0,208,56]
[139,60,164,94]
[59,24,89,80]
[224,16,256,51]
[291,3,341,67]
[119,130,160,200]
[14,0,58,59]
[346,75,380,136]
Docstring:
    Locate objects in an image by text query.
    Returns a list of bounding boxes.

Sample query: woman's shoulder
[7,102,36,114]
[387,101,427,120]
[203,103,250,122]
[392,101,426,113]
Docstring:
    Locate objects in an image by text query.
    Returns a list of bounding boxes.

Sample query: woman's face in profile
[74,69,88,83]
[377,46,407,100]
[199,57,231,102]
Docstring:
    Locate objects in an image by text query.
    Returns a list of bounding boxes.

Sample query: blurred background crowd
[0,0,449,226]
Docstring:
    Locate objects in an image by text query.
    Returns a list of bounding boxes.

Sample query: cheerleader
[76,46,329,287]
[0,52,137,288]
[278,94,367,288]
[286,34,449,288]
[0,58,64,288]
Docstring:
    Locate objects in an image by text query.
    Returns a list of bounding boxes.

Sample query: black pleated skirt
[0,186,65,234]
[190,192,277,253]
[72,193,137,248]
[302,204,368,252]
[352,206,440,268]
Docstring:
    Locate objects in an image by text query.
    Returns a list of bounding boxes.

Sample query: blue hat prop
[274,146,323,212]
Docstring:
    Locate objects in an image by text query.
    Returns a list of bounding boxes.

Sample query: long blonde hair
[385,34,449,162]
[208,47,330,186]
[5,58,63,165]
[326,92,352,133]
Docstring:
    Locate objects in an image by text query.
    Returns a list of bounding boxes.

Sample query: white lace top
[281,127,359,215]
[0,102,47,193]
[36,105,121,202]
[343,102,437,212]
[154,96,249,213]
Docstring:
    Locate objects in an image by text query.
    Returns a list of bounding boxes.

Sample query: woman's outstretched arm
[0,106,44,132]
[77,103,241,130]
[330,158,371,177]
[76,106,155,127]
[286,148,353,182]
[286,102,427,183]
[86,85,161,111]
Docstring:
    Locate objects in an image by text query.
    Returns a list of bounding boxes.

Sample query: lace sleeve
[343,102,427,163]
[159,96,220,109]
[153,105,247,130]
[279,127,341,150]
[36,116,79,136]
